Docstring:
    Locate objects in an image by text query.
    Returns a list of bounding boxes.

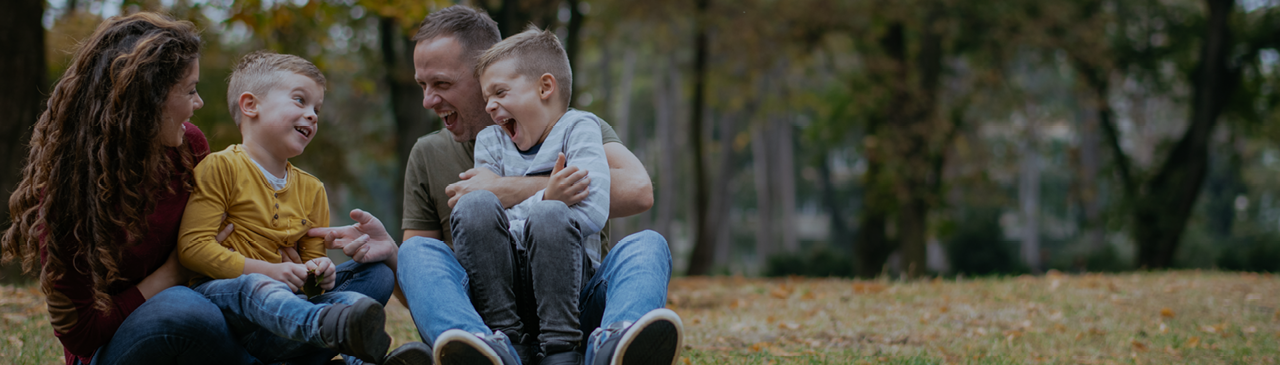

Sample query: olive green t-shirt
[402,120,622,250]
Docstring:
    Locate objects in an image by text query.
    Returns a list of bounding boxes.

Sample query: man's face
[413,36,491,142]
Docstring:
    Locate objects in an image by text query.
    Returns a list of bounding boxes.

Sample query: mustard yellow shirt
[178,144,330,279]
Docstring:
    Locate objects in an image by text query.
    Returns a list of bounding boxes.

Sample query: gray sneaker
[584,308,683,365]
[434,329,522,365]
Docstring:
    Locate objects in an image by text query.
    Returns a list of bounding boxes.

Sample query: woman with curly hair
[0,13,255,365]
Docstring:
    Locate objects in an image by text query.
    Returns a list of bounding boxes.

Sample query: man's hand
[305,257,337,290]
[544,152,589,206]
[264,262,308,292]
[445,168,500,208]
[307,209,397,266]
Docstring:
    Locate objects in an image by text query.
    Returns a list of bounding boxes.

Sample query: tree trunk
[710,111,740,269]
[653,60,677,240]
[854,22,903,279]
[751,123,775,268]
[485,0,533,37]
[564,0,584,106]
[1018,117,1042,273]
[1075,99,1106,254]
[0,0,45,283]
[817,151,851,253]
[885,7,944,279]
[684,0,715,275]
[1132,0,1235,268]
[0,0,45,209]
[380,17,434,233]
[773,116,798,253]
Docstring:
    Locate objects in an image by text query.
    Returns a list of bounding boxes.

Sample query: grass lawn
[2,271,1278,364]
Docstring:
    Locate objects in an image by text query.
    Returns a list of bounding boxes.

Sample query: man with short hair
[312,5,683,365]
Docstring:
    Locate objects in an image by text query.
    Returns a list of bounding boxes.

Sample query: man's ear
[538,73,557,101]
[237,92,259,119]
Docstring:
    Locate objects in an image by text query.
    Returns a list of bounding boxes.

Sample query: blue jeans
[398,230,671,346]
[86,286,260,365]
[199,260,393,365]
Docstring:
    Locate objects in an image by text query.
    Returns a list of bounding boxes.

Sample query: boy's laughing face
[480,57,555,152]
[250,72,323,160]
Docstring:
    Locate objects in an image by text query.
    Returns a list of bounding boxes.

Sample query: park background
[5,0,1280,278]
[3,0,1280,363]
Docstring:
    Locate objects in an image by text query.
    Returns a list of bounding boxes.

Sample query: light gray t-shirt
[402,116,623,253]
[474,109,611,267]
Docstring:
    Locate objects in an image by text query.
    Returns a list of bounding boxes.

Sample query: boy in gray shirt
[437,26,610,364]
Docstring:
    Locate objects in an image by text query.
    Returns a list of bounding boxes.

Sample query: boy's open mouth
[294,125,312,138]
[501,118,517,140]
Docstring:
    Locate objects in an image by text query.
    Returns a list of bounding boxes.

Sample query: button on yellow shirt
[178,144,330,279]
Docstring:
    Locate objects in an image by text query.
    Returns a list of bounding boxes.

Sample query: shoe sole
[614,308,684,365]
[346,298,392,363]
[435,329,502,365]
[384,342,433,365]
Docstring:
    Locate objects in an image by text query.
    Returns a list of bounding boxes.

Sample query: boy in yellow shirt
[177,51,427,364]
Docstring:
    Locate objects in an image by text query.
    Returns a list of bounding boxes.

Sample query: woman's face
[159,60,203,147]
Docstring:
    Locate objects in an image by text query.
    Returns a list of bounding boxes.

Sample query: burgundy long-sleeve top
[40,122,208,365]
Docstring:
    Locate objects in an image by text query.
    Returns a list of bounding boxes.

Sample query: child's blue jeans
[191,260,393,364]
[88,260,392,365]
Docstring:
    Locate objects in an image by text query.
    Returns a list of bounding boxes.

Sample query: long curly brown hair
[1,13,201,313]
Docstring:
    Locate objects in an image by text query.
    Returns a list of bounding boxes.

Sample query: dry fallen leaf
[767,345,799,357]
[1160,308,1175,318]
[1132,340,1148,352]
[1185,336,1200,348]
[852,282,886,294]
[770,286,792,299]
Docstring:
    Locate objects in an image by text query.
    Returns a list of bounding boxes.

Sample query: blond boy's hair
[474,26,572,108]
[227,51,326,126]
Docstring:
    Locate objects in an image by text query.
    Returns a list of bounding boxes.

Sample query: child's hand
[545,152,589,206]
[305,257,337,291]
[265,262,308,292]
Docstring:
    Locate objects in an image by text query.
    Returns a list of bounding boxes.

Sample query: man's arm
[446,169,545,209]
[604,142,653,218]
[445,142,653,218]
